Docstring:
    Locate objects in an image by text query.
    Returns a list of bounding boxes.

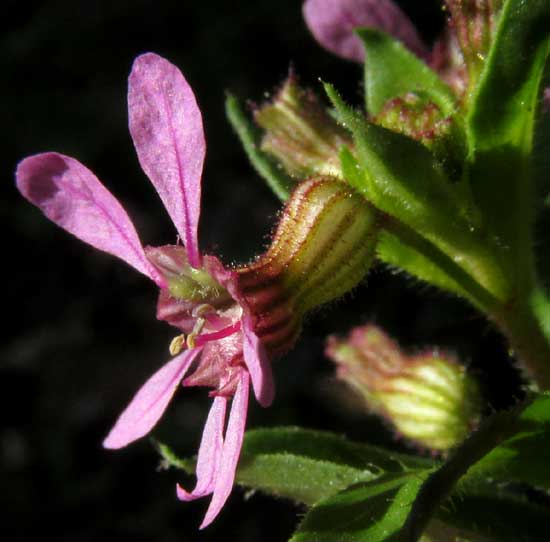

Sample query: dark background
[2,1,520,541]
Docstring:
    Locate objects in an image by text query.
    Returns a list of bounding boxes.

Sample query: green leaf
[236,454,371,505]
[290,471,432,542]
[326,82,459,232]
[339,146,367,195]
[466,0,550,287]
[462,393,550,490]
[468,0,550,151]
[358,28,456,117]
[225,93,293,201]
[157,427,433,506]
[238,428,432,505]
[329,83,506,309]
[376,230,470,299]
[240,427,432,472]
[289,399,550,542]
[397,406,529,542]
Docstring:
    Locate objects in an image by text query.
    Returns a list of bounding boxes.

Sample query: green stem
[494,297,550,390]
[402,403,528,542]
[380,213,501,314]
[381,213,550,390]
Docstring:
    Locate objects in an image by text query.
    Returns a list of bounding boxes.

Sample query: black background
[2,1,520,541]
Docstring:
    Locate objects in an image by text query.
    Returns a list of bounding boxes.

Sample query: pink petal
[16,152,165,286]
[200,371,250,529]
[242,314,274,408]
[103,347,202,449]
[128,53,204,268]
[177,395,227,500]
[155,287,198,333]
[303,0,429,63]
[183,332,243,390]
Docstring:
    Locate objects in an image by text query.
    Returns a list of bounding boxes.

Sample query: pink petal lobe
[199,371,250,529]
[128,53,204,268]
[16,153,165,286]
[242,314,274,408]
[303,0,429,63]
[177,395,227,500]
[103,348,202,449]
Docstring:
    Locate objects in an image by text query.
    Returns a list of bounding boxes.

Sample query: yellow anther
[169,334,186,356]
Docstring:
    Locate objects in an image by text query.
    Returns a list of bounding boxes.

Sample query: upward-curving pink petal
[16,152,166,286]
[103,347,202,449]
[242,314,274,408]
[177,395,227,500]
[303,0,429,63]
[199,370,250,529]
[128,53,204,268]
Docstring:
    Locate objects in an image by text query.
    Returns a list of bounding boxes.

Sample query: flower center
[168,303,242,355]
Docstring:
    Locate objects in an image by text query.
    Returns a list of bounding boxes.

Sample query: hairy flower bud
[254,77,351,179]
[374,93,465,179]
[374,93,453,147]
[437,0,503,91]
[326,326,481,451]
[237,177,379,357]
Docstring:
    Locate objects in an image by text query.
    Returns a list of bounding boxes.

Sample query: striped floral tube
[238,176,379,357]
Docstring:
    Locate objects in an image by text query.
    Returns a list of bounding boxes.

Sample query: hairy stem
[381,214,550,390]
[403,403,527,542]
[495,297,550,390]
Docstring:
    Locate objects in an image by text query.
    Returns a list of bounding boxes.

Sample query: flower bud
[373,93,465,180]
[440,0,503,89]
[254,77,351,179]
[326,325,481,451]
[237,177,379,357]
[374,93,452,147]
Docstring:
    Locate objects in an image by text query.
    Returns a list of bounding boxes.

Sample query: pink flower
[302,0,429,63]
[15,52,274,529]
